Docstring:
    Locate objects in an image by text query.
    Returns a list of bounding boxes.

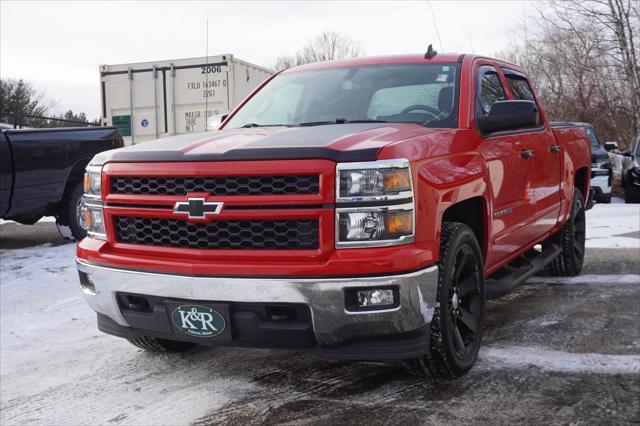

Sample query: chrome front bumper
[76,260,439,347]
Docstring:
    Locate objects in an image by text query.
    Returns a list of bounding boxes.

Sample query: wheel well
[442,196,487,258]
[58,160,89,208]
[575,167,589,198]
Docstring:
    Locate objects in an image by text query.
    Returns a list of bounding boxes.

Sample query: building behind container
[100,54,273,145]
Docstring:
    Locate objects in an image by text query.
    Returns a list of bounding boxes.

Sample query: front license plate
[167,302,231,340]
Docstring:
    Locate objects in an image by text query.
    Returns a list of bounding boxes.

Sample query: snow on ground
[586,202,640,248]
[534,274,640,285]
[0,243,254,425]
[481,345,640,374]
[0,216,56,226]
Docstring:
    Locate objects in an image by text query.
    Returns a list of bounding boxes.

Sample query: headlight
[336,204,414,248]
[83,198,106,240]
[83,165,105,239]
[337,159,412,202]
[84,165,102,198]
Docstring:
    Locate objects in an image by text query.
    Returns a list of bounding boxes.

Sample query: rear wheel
[408,222,485,379]
[546,189,586,276]
[127,336,198,353]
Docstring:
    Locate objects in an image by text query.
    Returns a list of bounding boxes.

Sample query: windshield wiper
[240,123,290,128]
[298,118,387,127]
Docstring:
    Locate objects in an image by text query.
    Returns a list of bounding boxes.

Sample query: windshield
[585,127,600,148]
[225,63,460,129]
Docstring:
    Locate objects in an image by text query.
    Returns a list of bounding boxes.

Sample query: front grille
[114,217,319,250]
[111,175,319,196]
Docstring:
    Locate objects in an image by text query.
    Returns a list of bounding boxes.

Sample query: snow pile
[481,345,640,374]
[586,203,640,248]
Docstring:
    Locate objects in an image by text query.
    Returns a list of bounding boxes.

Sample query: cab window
[476,66,507,116]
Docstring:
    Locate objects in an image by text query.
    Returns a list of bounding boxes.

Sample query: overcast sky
[1,1,529,119]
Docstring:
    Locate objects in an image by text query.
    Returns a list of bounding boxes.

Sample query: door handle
[521,149,535,159]
[550,145,561,153]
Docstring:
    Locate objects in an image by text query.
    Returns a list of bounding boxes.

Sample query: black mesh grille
[110,176,319,196]
[114,217,319,250]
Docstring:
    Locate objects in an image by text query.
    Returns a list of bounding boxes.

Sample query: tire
[546,189,586,276]
[127,336,198,353]
[407,222,486,379]
[57,181,87,241]
[624,185,640,204]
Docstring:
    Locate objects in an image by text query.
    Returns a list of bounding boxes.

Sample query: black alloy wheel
[408,222,486,379]
[447,244,483,359]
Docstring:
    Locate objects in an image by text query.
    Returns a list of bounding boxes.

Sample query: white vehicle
[100,54,273,145]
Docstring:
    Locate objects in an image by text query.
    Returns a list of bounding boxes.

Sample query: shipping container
[100,54,273,144]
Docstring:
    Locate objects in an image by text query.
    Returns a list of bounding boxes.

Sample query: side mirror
[604,141,618,151]
[477,100,539,134]
[622,149,632,157]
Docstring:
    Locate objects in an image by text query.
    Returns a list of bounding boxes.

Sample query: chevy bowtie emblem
[173,198,223,219]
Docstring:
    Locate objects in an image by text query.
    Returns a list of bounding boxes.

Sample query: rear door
[502,69,561,236]
[475,64,537,266]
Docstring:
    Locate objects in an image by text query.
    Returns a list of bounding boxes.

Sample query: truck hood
[93,123,443,164]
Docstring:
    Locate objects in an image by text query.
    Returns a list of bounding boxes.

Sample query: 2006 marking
[201,65,222,74]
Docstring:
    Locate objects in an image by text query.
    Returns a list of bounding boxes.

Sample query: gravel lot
[1,203,639,425]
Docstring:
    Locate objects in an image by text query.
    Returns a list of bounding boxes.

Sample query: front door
[502,69,562,236]
[474,65,537,267]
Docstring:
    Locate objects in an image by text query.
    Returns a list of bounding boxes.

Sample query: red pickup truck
[77,52,591,378]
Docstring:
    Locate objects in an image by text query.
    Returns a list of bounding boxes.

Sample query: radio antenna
[427,1,444,52]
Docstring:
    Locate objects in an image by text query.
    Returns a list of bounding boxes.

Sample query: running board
[485,243,561,299]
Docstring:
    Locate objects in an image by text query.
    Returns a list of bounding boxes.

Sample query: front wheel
[408,222,486,379]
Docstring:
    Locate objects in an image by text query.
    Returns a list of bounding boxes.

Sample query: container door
[168,63,230,135]
[102,68,166,145]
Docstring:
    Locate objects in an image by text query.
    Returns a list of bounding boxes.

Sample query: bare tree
[273,31,364,71]
[499,0,639,147]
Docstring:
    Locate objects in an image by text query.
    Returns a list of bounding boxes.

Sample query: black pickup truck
[0,127,123,239]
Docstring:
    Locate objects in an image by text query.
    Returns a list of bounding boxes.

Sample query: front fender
[414,153,489,243]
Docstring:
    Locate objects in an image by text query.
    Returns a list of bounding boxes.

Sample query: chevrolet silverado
[76,52,591,378]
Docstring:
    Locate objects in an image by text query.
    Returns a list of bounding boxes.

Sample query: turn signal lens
[385,211,412,234]
[383,170,411,192]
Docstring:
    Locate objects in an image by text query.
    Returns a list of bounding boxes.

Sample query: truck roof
[282,53,521,73]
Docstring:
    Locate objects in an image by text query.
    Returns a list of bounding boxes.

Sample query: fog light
[78,271,96,295]
[357,289,395,307]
